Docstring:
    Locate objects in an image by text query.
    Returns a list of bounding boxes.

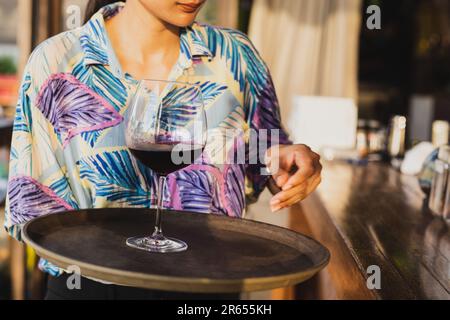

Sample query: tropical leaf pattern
[173,167,223,214]
[78,150,156,207]
[158,81,227,131]
[7,176,74,225]
[4,2,291,276]
[205,26,267,100]
[159,84,202,131]
[36,73,123,147]
[14,74,32,133]
[72,63,129,113]
[198,81,228,106]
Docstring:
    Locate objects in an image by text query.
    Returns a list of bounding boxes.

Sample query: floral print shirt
[4,2,290,275]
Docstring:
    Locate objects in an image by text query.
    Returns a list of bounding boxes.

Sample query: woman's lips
[176,2,204,13]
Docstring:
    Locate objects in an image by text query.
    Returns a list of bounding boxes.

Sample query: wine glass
[125,80,207,253]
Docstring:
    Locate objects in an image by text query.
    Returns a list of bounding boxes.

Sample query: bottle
[432,120,449,147]
[388,116,407,168]
[444,172,450,221]
[428,146,450,217]
[356,119,368,158]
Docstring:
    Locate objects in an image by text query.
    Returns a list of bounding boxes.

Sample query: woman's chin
[167,14,198,27]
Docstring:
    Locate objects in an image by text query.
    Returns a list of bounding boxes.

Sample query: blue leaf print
[72,62,128,113]
[205,26,270,119]
[49,176,79,210]
[158,81,227,132]
[14,74,32,133]
[39,259,64,277]
[159,84,202,131]
[78,150,156,207]
[206,27,267,91]
[81,130,102,148]
[198,81,228,107]
[180,33,192,60]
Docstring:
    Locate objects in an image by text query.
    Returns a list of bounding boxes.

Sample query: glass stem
[153,175,166,238]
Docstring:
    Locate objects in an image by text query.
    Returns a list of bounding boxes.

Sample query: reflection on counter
[303,161,450,299]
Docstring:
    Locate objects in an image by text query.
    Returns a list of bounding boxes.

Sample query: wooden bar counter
[290,162,450,300]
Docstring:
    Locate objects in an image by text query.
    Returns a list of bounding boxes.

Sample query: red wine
[129,143,203,175]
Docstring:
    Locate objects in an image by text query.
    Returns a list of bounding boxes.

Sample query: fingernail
[271,199,281,206]
[283,184,293,191]
[271,205,282,213]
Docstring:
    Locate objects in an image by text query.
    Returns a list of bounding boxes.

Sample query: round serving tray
[23,208,330,293]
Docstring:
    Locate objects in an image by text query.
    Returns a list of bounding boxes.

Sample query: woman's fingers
[282,151,319,191]
[268,144,323,212]
[271,168,291,188]
[270,183,307,212]
[270,183,306,206]
[271,193,305,212]
[306,174,322,195]
[271,173,322,212]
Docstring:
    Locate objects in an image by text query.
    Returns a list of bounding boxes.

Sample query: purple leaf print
[252,82,290,144]
[174,163,241,217]
[224,163,245,217]
[175,164,233,215]
[8,176,74,225]
[173,167,223,214]
[36,73,123,147]
[245,82,291,202]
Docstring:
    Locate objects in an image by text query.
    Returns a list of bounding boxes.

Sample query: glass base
[126,235,188,253]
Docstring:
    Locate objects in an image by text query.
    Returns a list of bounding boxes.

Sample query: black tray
[23,208,330,293]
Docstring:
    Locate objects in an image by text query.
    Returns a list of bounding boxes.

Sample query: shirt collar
[80,1,213,69]
[181,24,213,60]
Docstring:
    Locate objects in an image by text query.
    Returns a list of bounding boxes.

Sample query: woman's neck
[105,1,181,80]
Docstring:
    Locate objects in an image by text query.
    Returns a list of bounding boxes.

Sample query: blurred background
[0,0,449,300]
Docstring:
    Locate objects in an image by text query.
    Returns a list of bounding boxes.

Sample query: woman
[5,0,322,300]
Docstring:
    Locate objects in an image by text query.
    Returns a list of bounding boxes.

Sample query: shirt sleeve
[240,34,292,204]
[4,57,77,241]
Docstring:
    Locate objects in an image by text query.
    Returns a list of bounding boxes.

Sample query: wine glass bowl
[125,80,206,253]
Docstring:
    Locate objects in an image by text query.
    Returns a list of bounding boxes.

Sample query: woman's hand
[266,144,322,212]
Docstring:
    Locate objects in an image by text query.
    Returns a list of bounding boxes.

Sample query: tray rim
[22,208,330,293]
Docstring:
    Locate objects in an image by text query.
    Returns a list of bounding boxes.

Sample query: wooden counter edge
[291,193,378,300]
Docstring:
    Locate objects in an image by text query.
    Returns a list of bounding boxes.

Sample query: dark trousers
[45,274,239,300]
